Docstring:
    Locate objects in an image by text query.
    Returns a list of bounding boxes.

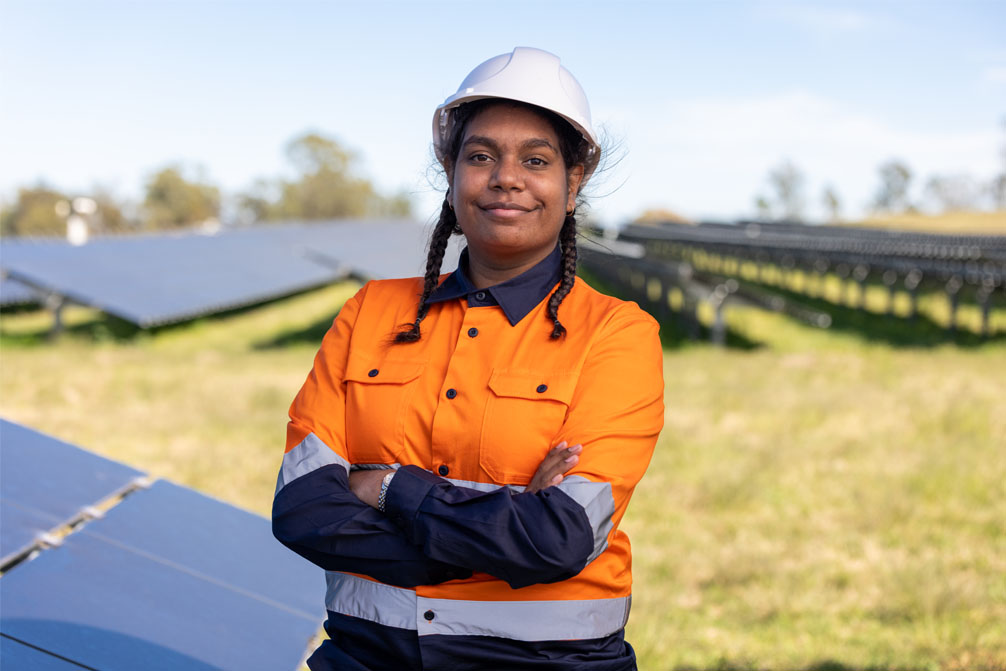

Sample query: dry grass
[2,281,1004,669]
[845,210,1006,235]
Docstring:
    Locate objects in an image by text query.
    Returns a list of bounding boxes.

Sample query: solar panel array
[0,219,462,327]
[620,221,1006,290]
[0,419,324,670]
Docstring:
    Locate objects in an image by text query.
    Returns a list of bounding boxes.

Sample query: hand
[526,441,582,494]
[349,469,388,509]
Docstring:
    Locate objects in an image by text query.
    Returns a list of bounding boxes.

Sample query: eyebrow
[463,135,558,153]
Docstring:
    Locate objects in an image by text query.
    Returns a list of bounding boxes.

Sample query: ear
[566,164,585,213]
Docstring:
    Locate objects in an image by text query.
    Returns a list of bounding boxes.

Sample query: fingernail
[555,441,568,449]
[551,474,563,485]
[567,444,582,454]
[565,455,579,463]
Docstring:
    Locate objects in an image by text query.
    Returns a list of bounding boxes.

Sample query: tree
[872,160,913,212]
[767,160,806,221]
[143,166,220,230]
[924,174,981,212]
[1,185,70,237]
[241,132,413,223]
[821,185,842,223]
[990,174,1006,210]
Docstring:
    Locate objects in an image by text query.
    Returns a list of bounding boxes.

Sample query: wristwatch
[377,471,395,512]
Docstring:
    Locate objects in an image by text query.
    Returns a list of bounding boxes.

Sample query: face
[448,103,584,274]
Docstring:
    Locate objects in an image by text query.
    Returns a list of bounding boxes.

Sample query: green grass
[2,281,1004,670]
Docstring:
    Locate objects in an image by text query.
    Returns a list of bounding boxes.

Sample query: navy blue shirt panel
[308,612,638,671]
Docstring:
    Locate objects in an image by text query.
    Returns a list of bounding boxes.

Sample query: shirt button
[424,610,436,621]
[445,388,457,399]
[467,327,479,338]
[536,384,548,393]
[368,369,379,377]
[438,465,449,476]
[474,291,487,301]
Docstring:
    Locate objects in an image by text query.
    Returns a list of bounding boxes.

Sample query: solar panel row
[0,219,462,327]
[0,419,324,670]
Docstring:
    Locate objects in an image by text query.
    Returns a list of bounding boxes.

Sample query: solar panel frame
[0,531,318,671]
[0,276,41,306]
[0,635,90,670]
[0,419,146,568]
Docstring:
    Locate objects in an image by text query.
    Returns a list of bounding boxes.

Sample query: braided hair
[394,197,458,343]
[395,99,592,343]
[546,211,578,339]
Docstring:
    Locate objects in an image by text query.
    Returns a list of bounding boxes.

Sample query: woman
[273,47,664,670]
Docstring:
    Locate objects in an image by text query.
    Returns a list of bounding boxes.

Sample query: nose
[488,155,523,191]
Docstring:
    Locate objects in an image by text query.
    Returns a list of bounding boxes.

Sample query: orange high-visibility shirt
[275,270,664,644]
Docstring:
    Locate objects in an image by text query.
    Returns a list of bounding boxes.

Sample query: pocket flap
[345,357,426,384]
[488,369,577,404]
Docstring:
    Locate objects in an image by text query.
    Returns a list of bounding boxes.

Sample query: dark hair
[395,99,593,343]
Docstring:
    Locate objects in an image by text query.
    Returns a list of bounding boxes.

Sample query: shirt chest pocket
[480,369,578,485]
[344,357,426,465]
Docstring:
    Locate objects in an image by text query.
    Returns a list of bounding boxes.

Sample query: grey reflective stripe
[555,475,615,563]
[442,475,525,494]
[274,433,350,496]
[325,571,630,641]
[417,593,631,641]
[350,463,400,471]
[325,571,416,630]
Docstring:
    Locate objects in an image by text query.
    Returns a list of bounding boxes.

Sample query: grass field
[2,280,1004,670]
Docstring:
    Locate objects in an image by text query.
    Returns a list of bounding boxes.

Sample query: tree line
[0,133,412,238]
[753,158,1006,224]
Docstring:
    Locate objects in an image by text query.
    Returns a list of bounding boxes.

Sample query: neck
[465,248,553,289]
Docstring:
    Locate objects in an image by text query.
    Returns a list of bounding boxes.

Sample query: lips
[480,202,531,212]
[479,202,535,219]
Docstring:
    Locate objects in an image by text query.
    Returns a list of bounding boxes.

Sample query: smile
[479,202,533,218]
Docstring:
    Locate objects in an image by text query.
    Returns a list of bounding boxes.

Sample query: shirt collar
[428,244,562,326]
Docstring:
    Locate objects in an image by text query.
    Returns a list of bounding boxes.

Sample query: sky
[1,0,1004,227]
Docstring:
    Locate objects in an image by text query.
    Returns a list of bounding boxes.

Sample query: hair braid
[546,212,578,339]
[394,198,456,343]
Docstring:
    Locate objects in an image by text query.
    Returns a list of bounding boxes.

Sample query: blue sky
[1,0,1003,226]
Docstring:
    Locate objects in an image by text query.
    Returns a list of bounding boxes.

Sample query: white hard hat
[433,47,600,183]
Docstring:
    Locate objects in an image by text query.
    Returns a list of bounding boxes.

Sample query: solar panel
[0,422,322,669]
[0,531,317,671]
[0,229,345,327]
[0,276,41,306]
[0,635,88,670]
[0,419,146,567]
[0,220,462,327]
[287,219,464,281]
[82,479,324,618]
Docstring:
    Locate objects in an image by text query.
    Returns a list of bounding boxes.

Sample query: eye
[468,152,493,163]
[525,157,548,168]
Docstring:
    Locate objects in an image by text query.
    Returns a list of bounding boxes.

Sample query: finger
[549,474,563,487]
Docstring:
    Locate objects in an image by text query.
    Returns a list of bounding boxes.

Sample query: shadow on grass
[737,280,1006,349]
[0,286,339,346]
[577,267,761,351]
[673,662,925,671]
[253,310,341,350]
